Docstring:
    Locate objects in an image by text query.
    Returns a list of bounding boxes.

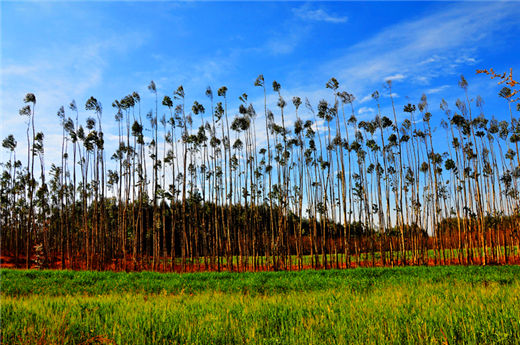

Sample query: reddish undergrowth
[2,251,519,273]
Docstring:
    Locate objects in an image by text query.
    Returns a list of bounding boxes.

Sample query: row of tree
[1,70,520,271]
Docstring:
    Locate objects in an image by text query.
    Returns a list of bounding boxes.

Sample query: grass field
[1,266,519,344]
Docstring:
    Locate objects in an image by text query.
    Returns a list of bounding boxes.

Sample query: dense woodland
[1,69,520,272]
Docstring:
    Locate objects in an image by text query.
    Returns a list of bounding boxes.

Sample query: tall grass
[2,283,519,344]
[1,266,520,344]
[2,265,519,296]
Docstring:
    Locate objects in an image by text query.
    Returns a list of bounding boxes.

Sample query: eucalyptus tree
[372,90,393,264]
[121,94,136,269]
[338,92,357,267]
[472,108,499,262]
[127,92,139,268]
[192,100,209,267]
[63,112,75,268]
[440,99,467,263]
[451,101,476,262]
[292,96,305,269]
[335,92,352,267]
[481,117,503,261]
[217,85,234,270]
[365,118,385,265]
[32,130,49,263]
[243,96,260,270]
[159,111,168,271]
[19,93,36,268]
[111,100,125,268]
[89,97,106,266]
[213,100,227,270]
[254,74,275,267]
[385,80,407,264]
[206,86,222,270]
[172,85,191,270]
[458,76,488,265]
[418,94,445,263]
[2,135,18,264]
[305,97,329,268]
[146,81,161,269]
[233,93,253,269]
[130,95,146,265]
[248,99,261,270]
[57,106,69,269]
[325,78,341,267]
[271,80,291,269]
[76,120,90,268]
[354,119,372,264]
[231,113,245,268]
[234,93,260,269]
[317,98,339,268]
[85,96,104,269]
[402,103,420,264]
[68,100,80,268]
[301,114,320,268]
[162,94,177,270]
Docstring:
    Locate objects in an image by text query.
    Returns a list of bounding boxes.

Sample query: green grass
[165,245,520,266]
[1,266,519,344]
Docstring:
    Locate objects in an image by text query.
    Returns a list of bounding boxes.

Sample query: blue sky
[1,1,519,165]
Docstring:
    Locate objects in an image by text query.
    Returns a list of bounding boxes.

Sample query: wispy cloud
[261,4,347,55]
[247,1,519,131]
[455,56,477,65]
[359,94,373,103]
[321,1,519,93]
[358,106,374,115]
[1,65,39,77]
[1,31,148,165]
[418,55,441,66]
[264,26,311,55]
[425,85,450,94]
[293,6,348,24]
[359,91,399,104]
[384,74,405,82]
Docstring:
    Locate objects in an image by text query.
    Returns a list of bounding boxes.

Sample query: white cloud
[455,56,477,64]
[250,1,519,133]
[265,32,304,55]
[293,6,348,24]
[384,92,399,99]
[358,107,374,115]
[0,31,148,169]
[1,65,39,77]
[425,85,450,94]
[321,2,518,91]
[384,74,405,82]
[418,55,441,65]
[359,92,399,104]
[261,4,346,56]
[359,94,373,103]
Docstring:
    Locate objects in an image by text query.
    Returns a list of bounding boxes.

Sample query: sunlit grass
[2,266,519,344]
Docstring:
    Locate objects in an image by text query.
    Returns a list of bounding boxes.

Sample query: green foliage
[2,265,520,296]
[2,266,520,344]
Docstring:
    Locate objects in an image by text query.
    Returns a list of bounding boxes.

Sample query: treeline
[1,70,520,271]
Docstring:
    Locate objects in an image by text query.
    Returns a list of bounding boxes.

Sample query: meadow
[2,266,520,344]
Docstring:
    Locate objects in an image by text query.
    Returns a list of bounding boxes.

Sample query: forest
[1,68,520,272]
